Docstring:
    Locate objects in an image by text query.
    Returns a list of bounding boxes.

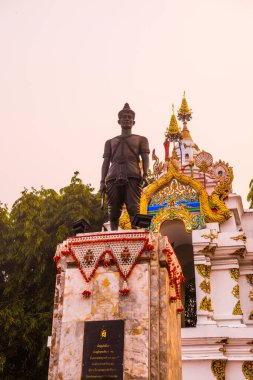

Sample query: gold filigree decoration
[196,264,207,278]
[199,296,209,311]
[196,264,211,279]
[207,298,213,312]
[216,338,229,345]
[232,247,246,258]
[211,360,226,380]
[120,160,232,229]
[210,167,233,212]
[248,311,253,321]
[206,266,211,279]
[232,300,243,315]
[231,234,247,244]
[232,284,240,299]
[195,150,213,173]
[201,232,218,240]
[199,280,211,294]
[208,160,231,182]
[246,275,253,287]
[242,361,253,379]
[198,245,216,255]
[149,178,198,205]
[119,204,131,230]
[246,275,253,314]
[229,268,239,282]
[150,205,192,233]
[119,160,233,230]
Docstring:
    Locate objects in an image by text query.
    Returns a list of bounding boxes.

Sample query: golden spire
[165,104,181,142]
[178,91,192,122]
[181,123,192,140]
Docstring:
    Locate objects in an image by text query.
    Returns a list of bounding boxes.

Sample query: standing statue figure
[100,103,150,231]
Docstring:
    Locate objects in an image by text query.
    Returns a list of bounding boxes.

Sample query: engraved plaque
[82,320,124,380]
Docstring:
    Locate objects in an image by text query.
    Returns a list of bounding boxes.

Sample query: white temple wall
[211,259,243,326]
[226,194,244,220]
[182,199,253,380]
[182,360,213,379]
[183,360,249,380]
[219,212,237,232]
[242,211,253,253]
[241,210,253,229]
[226,361,245,380]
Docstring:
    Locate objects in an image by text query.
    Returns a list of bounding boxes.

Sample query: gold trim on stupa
[181,123,192,140]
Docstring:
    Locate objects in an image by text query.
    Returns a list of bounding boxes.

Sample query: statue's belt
[112,156,139,164]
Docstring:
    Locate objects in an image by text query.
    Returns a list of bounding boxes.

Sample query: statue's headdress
[118,103,135,119]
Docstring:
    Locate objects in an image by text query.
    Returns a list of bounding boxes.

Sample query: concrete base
[48,232,182,380]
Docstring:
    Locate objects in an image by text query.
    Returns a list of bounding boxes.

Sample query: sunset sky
[0,0,253,208]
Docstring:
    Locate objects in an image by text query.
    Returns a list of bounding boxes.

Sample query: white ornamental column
[194,254,215,325]
[211,258,245,326]
[239,266,253,326]
[192,225,218,325]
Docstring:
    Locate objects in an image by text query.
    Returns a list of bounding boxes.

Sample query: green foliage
[0,173,107,379]
[247,178,253,208]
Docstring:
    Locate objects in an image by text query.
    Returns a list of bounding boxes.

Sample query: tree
[247,179,253,208]
[0,203,11,375]
[0,174,107,379]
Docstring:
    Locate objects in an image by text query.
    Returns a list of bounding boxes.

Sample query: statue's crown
[118,103,135,119]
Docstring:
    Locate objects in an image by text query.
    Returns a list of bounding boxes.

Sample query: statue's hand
[99,181,106,195]
[141,174,149,188]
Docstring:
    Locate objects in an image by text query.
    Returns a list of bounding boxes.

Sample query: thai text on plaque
[82,320,124,380]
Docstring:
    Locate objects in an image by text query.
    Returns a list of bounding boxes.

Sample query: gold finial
[172,104,175,114]
[178,92,192,122]
[165,107,181,142]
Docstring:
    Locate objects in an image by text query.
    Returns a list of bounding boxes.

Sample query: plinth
[48,231,183,380]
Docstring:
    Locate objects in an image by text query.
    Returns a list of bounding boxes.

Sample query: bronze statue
[100,103,150,230]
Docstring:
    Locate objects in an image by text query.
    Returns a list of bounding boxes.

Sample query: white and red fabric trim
[54,231,154,297]
[162,243,185,314]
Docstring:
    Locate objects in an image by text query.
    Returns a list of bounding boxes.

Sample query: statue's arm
[100,140,111,193]
[142,153,149,176]
[140,137,150,186]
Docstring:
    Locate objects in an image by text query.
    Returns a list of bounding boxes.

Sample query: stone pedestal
[48,231,182,380]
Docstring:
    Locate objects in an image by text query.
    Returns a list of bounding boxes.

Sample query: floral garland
[163,243,185,313]
[53,231,154,297]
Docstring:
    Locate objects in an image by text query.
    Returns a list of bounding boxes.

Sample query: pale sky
[0,0,253,208]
